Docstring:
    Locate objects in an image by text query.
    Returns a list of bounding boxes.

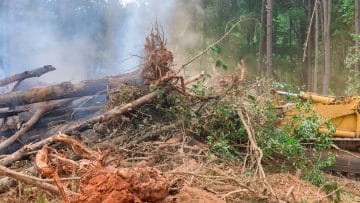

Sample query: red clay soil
[72,166,169,203]
[267,173,327,203]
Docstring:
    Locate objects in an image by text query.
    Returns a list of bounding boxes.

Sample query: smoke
[0,0,203,84]
[168,0,204,73]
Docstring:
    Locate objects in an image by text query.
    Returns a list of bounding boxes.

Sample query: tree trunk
[307,0,313,91]
[0,71,141,108]
[289,17,292,46]
[258,0,267,76]
[355,0,360,71]
[266,0,273,78]
[321,0,331,95]
[314,1,319,93]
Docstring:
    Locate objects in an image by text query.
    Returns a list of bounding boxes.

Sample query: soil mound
[73,167,169,203]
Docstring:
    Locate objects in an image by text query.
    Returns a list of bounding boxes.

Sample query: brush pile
[0,27,358,203]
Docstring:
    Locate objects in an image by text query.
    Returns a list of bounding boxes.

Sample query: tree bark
[321,0,331,95]
[0,65,55,87]
[0,70,141,108]
[0,165,61,195]
[266,0,273,78]
[355,0,360,71]
[314,1,319,93]
[307,0,313,91]
[258,0,267,76]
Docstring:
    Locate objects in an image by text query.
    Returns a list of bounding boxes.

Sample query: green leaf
[37,194,48,203]
[248,94,256,101]
[215,60,223,68]
[211,45,222,54]
[222,64,228,70]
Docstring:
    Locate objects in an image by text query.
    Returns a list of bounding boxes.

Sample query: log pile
[0,28,205,202]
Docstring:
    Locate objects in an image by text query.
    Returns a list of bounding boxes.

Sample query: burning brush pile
[0,27,344,203]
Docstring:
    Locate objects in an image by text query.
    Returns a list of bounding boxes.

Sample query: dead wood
[53,171,70,203]
[66,91,158,134]
[185,71,205,86]
[0,99,73,152]
[35,145,54,177]
[142,27,174,84]
[53,135,98,160]
[0,133,82,167]
[0,164,61,195]
[0,108,28,119]
[0,65,56,87]
[0,70,141,108]
[0,177,16,193]
[65,73,176,134]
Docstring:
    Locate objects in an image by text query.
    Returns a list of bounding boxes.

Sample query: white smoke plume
[0,0,203,84]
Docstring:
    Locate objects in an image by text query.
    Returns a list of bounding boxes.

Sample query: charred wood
[0,108,28,119]
[0,70,142,108]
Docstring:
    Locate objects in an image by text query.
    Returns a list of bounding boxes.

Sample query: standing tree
[314,0,320,93]
[355,0,360,71]
[258,0,267,76]
[321,0,331,95]
[266,0,273,78]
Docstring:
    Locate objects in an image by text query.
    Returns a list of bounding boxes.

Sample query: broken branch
[0,65,56,87]
[0,165,61,195]
[0,99,73,152]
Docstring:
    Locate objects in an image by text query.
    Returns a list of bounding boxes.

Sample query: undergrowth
[185,79,335,185]
[108,78,336,186]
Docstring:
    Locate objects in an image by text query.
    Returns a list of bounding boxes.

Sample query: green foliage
[36,194,49,203]
[345,34,360,95]
[338,0,355,24]
[185,78,335,185]
[257,99,335,185]
[189,80,247,159]
[204,100,247,159]
[323,182,342,203]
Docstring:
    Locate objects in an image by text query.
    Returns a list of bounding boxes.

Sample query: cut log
[0,70,142,108]
[0,65,56,87]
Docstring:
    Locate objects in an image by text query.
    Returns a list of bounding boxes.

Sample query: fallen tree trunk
[0,65,56,87]
[0,70,142,108]
[0,99,73,152]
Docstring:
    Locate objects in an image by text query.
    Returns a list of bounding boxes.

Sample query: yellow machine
[274,91,360,173]
[274,90,360,138]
